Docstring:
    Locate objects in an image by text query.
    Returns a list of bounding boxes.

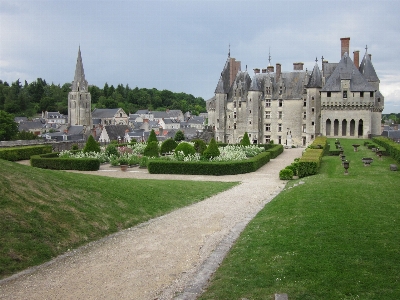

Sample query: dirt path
[1,148,303,300]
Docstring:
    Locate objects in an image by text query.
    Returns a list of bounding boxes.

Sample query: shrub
[174,130,185,142]
[175,142,196,156]
[193,139,207,155]
[147,129,158,144]
[71,144,79,151]
[203,138,220,160]
[143,141,159,157]
[0,145,52,161]
[241,132,251,146]
[83,135,100,153]
[279,168,294,180]
[105,144,119,157]
[30,153,100,171]
[160,138,178,154]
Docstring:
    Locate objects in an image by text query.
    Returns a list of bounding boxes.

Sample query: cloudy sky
[1,0,400,113]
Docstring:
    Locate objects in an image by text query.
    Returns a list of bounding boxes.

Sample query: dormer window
[343,91,347,98]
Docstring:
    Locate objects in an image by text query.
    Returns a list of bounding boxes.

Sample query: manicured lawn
[199,138,400,300]
[0,160,238,279]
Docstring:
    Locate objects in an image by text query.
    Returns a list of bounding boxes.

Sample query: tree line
[0,79,207,118]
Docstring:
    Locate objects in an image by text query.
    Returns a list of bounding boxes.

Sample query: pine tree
[203,138,220,159]
[241,132,251,146]
[83,135,101,153]
[147,129,157,144]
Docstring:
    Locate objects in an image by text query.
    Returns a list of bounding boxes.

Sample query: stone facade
[207,37,384,146]
[68,47,92,131]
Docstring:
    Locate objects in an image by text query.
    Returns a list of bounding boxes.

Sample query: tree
[192,139,207,155]
[160,138,178,154]
[174,142,195,156]
[147,129,158,144]
[203,138,220,159]
[83,135,101,153]
[174,130,185,142]
[143,141,159,157]
[15,130,37,140]
[241,132,251,146]
[0,110,18,141]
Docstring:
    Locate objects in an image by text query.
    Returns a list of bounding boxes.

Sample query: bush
[71,144,79,151]
[30,153,100,171]
[241,132,251,146]
[83,135,100,153]
[105,144,119,157]
[175,142,196,156]
[279,168,294,180]
[147,129,157,144]
[203,138,220,159]
[193,139,207,155]
[160,138,178,154]
[174,130,185,142]
[0,145,52,161]
[143,141,159,157]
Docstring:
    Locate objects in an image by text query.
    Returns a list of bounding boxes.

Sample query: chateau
[206,37,384,146]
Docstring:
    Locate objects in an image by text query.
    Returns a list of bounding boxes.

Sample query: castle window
[370,91,374,97]
[234,112,236,119]
[327,92,331,97]
[234,123,237,129]
[312,96,314,100]
[249,110,251,114]
[312,107,315,113]
[304,100,307,107]
[303,124,306,133]
[343,91,347,98]
[239,102,242,108]
[378,98,381,103]
[249,133,251,137]
[278,111,283,119]
[312,121,314,125]
[265,124,271,131]
[278,124,282,132]
[249,121,252,125]
[279,99,283,107]
[234,101,236,108]
[265,111,270,119]
[303,112,307,119]
[266,99,271,107]
[360,92,364,97]
[265,135,271,143]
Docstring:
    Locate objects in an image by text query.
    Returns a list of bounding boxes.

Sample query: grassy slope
[0,160,238,279]
[200,139,400,300]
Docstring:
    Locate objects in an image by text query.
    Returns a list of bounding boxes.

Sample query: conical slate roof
[321,52,374,92]
[71,47,88,92]
[307,63,322,88]
[359,51,379,83]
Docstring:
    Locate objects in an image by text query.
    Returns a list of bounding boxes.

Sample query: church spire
[72,46,88,92]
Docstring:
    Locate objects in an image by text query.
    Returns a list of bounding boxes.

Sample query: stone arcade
[206,37,384,146]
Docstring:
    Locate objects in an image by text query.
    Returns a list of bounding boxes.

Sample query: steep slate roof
[215,58,232,94]
[92,108,121,118]
[249,74,261,91]
[18,121,45,131]
[280,72,307,99]
[359,51,379,83]
[104,125,132,140]
[71,47,88,92]
[322,62,338,81]
[307,63,322,88]
[321,53,374,92]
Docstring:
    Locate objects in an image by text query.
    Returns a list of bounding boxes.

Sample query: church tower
[68,47,92,129]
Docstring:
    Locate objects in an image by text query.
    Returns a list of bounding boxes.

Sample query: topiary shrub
[160,138,178,154]
[143,141,159,157]
[241,132,251,146]
[147,129,158,144]
[174,130,185,142]
[105,144,119,157]
[279,168,293,180]
[71,144,79,151]
[175,142,196,156]
[203,138,220,160]
[83,135,101,153]
[193,139,207,155]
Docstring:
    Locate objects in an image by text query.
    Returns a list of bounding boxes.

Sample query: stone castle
[206,37,384,146]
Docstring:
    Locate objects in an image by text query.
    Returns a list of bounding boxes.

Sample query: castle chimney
[340,37,350,58]
[353,50,360,68]
[293,62,304,71]
[262,69,267,73]
[253,68,260,74]
[267,66,274,73]
[276,63,281,81]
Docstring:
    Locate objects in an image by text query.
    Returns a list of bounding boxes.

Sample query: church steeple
[72,46,88,92]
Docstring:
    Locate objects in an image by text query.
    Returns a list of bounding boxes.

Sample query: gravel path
[1,148,303,300]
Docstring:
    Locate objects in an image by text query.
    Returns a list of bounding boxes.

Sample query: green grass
[0,160,238,279]
[200,139,400,300]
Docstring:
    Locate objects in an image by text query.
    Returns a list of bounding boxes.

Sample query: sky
[1,0,400,114]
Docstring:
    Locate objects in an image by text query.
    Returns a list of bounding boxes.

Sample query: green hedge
[372,137,400,163]
[148,151,271,175]
[297,148,323,178]
[264,144,284,158]
[31,153,100,171]
[0,145,52,161]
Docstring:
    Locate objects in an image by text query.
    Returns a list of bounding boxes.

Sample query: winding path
[0,148,303,300]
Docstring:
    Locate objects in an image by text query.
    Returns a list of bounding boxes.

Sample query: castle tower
[68,47,92,130]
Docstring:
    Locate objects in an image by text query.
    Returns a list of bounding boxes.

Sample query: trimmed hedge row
[298,148,324,178]
[264,144,284,158]
[0,145,53,161]
[372,136,400,163]
[31,152,100,171]
[148,151,271,175]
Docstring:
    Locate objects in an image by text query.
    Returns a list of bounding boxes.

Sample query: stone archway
[326,119,331,136]
[334,119,339,136]
[358,119,364,137]
[350,119,355,136]
[342,119,347,136]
